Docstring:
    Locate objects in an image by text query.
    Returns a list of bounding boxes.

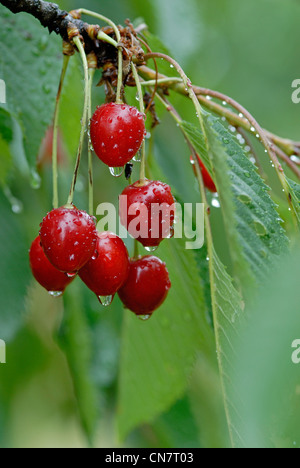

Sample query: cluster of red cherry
[29,102,176,319]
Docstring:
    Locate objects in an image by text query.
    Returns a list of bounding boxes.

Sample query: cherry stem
[139,65,300,160]
[78,9,123,104]
[67,36,89,206]
[131,62,146,183]
[88,68,95,215]
[143,54,298,226]
[52,54,70,209]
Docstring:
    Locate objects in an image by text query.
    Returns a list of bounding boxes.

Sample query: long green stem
[140,77,182,87]
[131,62,146,183]
[52,55,70,209]
[77,9,123,103]
[77,9,121,41]
[116,47,123,104]
[67,36,89,206]
[88,68,95,215]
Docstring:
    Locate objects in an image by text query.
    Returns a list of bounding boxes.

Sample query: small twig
[273,144,300,179]
[138,65,300,159]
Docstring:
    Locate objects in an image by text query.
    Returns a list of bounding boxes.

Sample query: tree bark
[0,0,89,41]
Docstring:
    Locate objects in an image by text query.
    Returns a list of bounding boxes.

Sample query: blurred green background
[0,0,299,448]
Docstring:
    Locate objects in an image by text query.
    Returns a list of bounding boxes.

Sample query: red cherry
[190,155,217,192]
[118,256,171,317]
[90,103,146,168]
[39,206,97,274]
[29,237,74,296]
[119,180,176,249]
[79,232,130,298]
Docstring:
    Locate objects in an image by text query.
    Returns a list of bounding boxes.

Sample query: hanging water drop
[144,246,159,253]
[138,314,151,321]
[133,149,142,162]
[98,295,113,307]
[109,166,124,178]
[30,170,41,189]
[3,187,23,214]
[48,291,63,298]
[66,272,77,279]
[211,196,220,208]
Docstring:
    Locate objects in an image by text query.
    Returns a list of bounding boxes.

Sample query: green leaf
[57,283,99,444]
[0,6,61,171]
[230,248,300,447]
[0,190,31,341]
[182,117,289,295]
[287,178,300,225]
[209,246,245,448]
[117,236,215,440]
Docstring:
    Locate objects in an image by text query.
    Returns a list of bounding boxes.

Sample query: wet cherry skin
[39,206,97,274]
[79,232,130,297]
[190,155,217,193]
[90,103,146,168]
[118,256,171,316]
[119,180,176,248]
[29,236,74,294]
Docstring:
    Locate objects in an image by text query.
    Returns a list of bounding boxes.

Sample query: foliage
[0,0,299,449]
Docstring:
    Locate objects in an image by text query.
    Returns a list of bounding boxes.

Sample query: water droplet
[145,131,151,140]
[49,291,63,298]
[253,221,267,236]
[238,194,252,204]
[42,84,51,94]
[238,113,244,118]
[66,272,77,278]
[206,96,212,101]
[250,126,256,132]
[170,64,174,68]
[291,155,300,163]
[109,166,124,178]
[30,170,41,189]
[133,149,142,162]
[98,295,113,307]
[144,246,158,252]
[3,187,23,214]
[138,314,151,321]
[38,36,48,51]
[206,256,210,261]
[211,196,220,208]
[12,200,23,214]
[260,249,267,258]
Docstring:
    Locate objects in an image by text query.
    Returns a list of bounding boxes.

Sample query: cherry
[29,236,74,296]
[190,155,217,193]
[79,232,130,299]
[118,256,171,317]
[90,103,146,168]
[39,205,97,274]
[119,180,176,249]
